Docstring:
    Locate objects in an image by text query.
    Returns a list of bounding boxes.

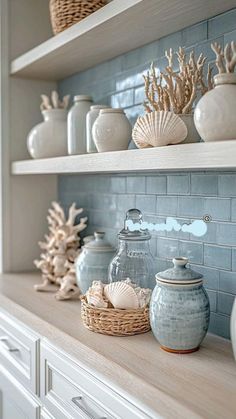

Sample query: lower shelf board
[11,140,236,175]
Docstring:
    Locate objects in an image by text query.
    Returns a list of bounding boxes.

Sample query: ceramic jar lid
[74,95,92,102]
[156,257,203,285]
[119,208,151,241]
[84,232,115,253]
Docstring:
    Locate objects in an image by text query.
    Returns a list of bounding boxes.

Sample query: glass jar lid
[156,257,203,284]
[118,209,151,241]
[84,231,115,252]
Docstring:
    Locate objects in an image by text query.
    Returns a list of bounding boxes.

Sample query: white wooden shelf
[11,140,236,175]
[10,0,236,80]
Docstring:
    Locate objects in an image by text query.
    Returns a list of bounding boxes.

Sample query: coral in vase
[34,202,87,300]
[194,41,236,142]
[132,47,213,147]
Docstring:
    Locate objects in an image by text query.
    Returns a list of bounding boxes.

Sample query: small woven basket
[80,296,151,336]
[49,0,107,35]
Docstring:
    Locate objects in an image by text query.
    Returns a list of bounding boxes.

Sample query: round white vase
[179,114,200,143]
[194,74,236,142]
[27,109,67,159]
[92,108,132,152]
[67,95,93,155]
[231,298,236,361]
[86,105,108,153]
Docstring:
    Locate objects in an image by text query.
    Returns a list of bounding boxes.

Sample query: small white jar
[27,109,67,159]
[92,108,132,152]
[67,95,93,155]
[86,105,108,153]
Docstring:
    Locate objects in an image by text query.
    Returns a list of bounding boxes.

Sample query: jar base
[160,345,200,354]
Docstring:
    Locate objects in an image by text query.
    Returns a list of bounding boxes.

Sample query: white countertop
[0,272,235,419]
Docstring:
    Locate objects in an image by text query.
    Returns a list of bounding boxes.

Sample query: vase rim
[214,73,236,85]
[100,108,124,114]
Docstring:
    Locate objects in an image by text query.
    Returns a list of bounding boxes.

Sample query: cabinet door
[0,365,40,419]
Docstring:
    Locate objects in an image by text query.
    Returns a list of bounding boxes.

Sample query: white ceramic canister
[92,108,132,152]
[86,105,109,153]
[27,109,67,159]
[67,95,93,155]
[194,73,236,142]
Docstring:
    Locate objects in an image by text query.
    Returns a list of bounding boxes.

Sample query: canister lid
[90,105,109,110]
[156,257,203,284]
[100,108,124,114]
[74,95,93,102]
[118,209,151,241]
[85,231,115,252]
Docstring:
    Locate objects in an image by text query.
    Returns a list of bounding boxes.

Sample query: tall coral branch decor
[34,202,87,300]
[194,41,236,142]
[132,47,212,149]
[143,47,212,114]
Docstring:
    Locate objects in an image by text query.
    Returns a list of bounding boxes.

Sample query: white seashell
[91,280,104,291]
[132,111,187,148]
[86,288,108,308]
[135,288,152,308]
[104,282,139,309]
[123,278,137,288]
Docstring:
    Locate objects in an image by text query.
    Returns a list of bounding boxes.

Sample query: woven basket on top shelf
[49,0,107,35]
[80,296,151,337]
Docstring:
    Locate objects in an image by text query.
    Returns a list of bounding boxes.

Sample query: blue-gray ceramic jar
[76,232,115,294]
[150,257,210,354]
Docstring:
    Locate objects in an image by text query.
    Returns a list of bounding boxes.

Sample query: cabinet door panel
[0,365,40,419]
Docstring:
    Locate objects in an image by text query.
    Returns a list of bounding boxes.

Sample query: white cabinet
[0,365,40,419]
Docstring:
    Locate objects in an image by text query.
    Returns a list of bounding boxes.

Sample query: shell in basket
[132,111,187,148]
[104,282,139,309]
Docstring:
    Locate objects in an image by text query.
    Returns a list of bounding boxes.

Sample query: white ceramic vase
[231,298,236,361]
[179,114,200,143]
[27,109,67,159]
[92,108,132,152]
[67,95,93,155]
[86,105,108,153]
[194,74,236,142]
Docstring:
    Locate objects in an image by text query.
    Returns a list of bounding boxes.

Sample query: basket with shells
[80,279,152,336]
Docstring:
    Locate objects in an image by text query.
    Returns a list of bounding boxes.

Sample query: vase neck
[42,109,67,121]
[214,73,236,86]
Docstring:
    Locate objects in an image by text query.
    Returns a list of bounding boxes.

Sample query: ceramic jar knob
[27,109,68,159]
[194,73,236,142]
[92,108,132,152]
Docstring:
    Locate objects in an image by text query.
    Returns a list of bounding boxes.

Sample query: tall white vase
[67,95,93,155]
[231,298,236,361]
[27,109,67,159]
[194,74,236,142]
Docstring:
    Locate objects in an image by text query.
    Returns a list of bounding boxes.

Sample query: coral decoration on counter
[34,201,87,300]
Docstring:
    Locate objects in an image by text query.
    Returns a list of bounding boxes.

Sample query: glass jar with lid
[108,209,155,289]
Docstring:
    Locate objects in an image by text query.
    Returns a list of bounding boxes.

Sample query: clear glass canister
[108,209,156,289]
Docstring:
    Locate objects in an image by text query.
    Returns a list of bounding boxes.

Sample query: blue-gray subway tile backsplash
[58,9,236,339]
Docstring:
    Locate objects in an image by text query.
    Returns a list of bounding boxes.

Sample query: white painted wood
[41,342,151,419]
[0,310,40,395]
[0,1,58,272]
[11,140,236,174]
[40,409,55,419]
[0,273,236,419]
[10,0,236,80]
[0,365,41,419]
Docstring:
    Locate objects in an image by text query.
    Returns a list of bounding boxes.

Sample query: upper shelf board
[11,140,236,175]
[10,0,236,80]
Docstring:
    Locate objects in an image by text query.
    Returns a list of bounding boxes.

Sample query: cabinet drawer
[0,310,39,395]
[41,342,151,419]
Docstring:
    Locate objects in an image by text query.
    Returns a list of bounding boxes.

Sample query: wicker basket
[49,0,107,35]
[80,296,151,336]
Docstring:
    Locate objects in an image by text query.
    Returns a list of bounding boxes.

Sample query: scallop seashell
[86,289,108,308]
[132,111,187,148]
[104,282,139,309]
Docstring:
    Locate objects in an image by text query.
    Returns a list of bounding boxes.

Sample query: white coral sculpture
[40,91,70,111]
[34,202,87,300]
[143,47,213,114]
[211,41,236,74]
